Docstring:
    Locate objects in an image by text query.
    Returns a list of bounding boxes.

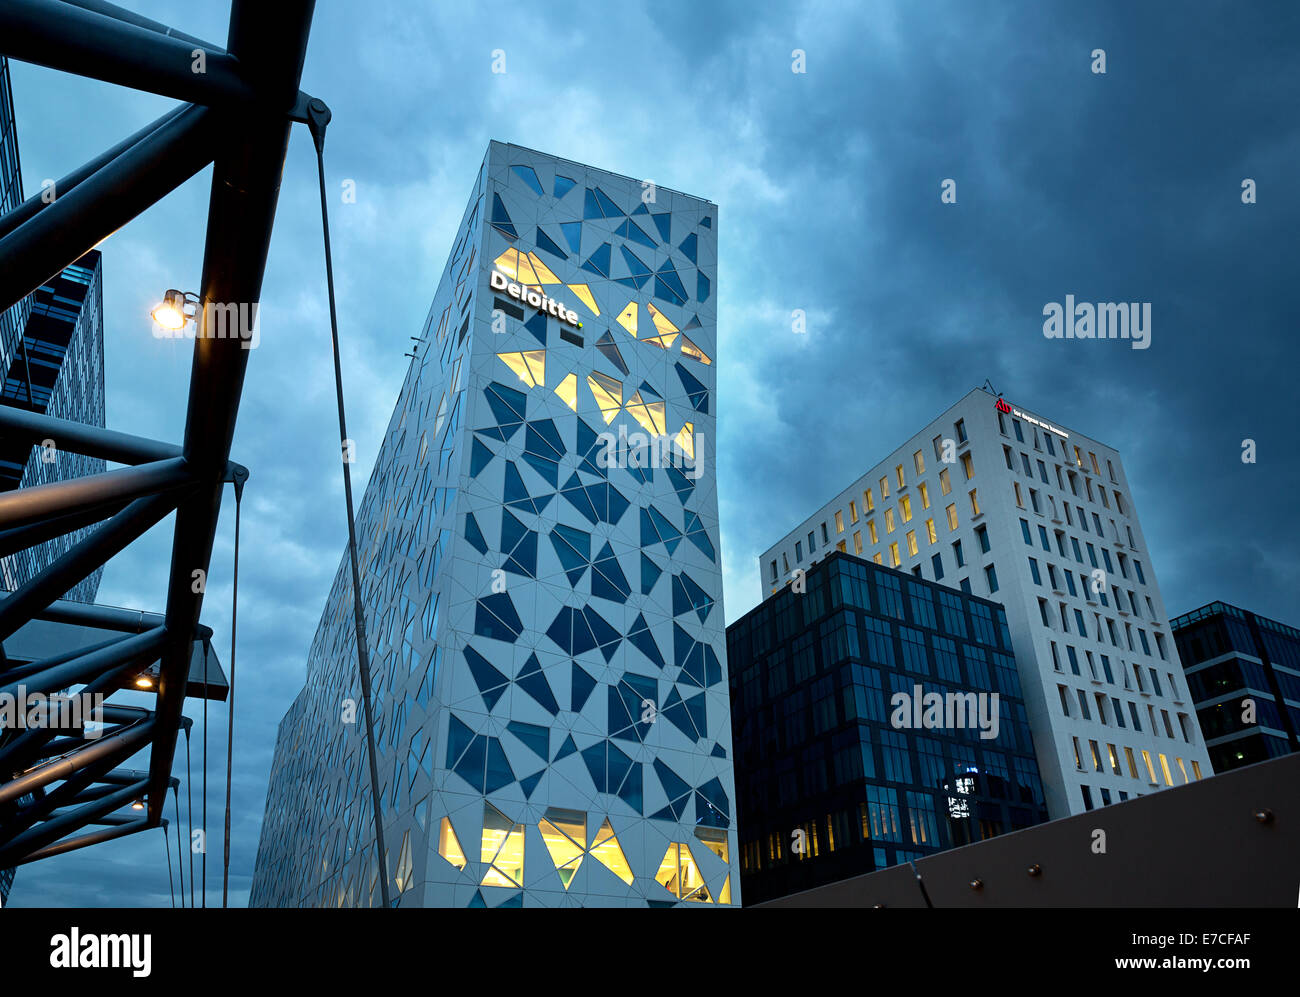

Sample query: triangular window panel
[625,390,665,436]
[539,810,585,889]
[567,283,599,316]
[697,271,710,303]
[614,301,637,338]
[507,720,549,760]
[554,372,578,412]
[534,226,568,260]
[549,523,591,586]
[615,217,656,249]
[480,802,525,888]
[581,242,612,278]
[511,164,544,196]
[438,817,467,870]
[470,437,495,478]
[679,334,712,365]
[589,819,634,884]
[651,211,671,242]
[559,220,582,254]
[594,331,629,375]
[571,662,596,712]
[465,511,488,555]
[463,647,509,710]
[640,552,663,594]
[516,652,560,715]
[678,232,698,263]
[654,264,688,305]
[554,733,578,761]
[674,361,709,413]
[497,349,545,388]
[590,542,630,603]
[628,611,666,668]
[586,372,622,424]
[490,193,517,239]
[592,186,623,219]
[583,188,604,220]
[523,311,547,345]
[554,175,576,200]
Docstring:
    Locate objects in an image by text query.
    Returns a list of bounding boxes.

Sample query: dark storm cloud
[6,0,1295,905]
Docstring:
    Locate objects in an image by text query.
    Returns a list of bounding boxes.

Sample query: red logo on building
[994,397,1012,414]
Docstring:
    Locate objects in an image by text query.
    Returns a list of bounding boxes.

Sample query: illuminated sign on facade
[489,269,581,327]
[993,396,1069,441]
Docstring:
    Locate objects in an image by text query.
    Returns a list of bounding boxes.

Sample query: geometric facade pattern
[252,143,737,906]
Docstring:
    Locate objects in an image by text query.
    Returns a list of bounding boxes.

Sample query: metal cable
[184,726,193,908]
[307,100,391,909]
[172,784,185,908]
[163,823,175,908]
[222,483,242,907]
[201,642,208,907]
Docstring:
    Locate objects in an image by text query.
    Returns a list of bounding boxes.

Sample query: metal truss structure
[0,0,318,874]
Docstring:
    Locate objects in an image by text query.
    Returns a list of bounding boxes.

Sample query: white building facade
[760,386,1212,818]
[253,143,737,907]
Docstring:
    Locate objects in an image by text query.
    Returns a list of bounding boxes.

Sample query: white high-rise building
[759,386,1212,818]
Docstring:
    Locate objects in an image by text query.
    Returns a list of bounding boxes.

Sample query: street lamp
[150,289,198,331]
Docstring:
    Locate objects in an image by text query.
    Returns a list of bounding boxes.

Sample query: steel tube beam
[0,404,181,465]
[0,497,131,560]
[148,0,317,824]
[0,458,189,531]
[0,776,148,866]
[0,104,187,242]
[0,103,215,314]
[0,0,252,106]
[0,493,178,642]
[0,633,127,680]
[0,717,154,807]
[8,814,152,867]
[57,0,219,51]
[0,626,166,702]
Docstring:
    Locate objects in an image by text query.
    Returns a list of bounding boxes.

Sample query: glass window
[939,468,951,495]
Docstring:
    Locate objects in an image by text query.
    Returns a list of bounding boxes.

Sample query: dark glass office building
[0,56,32,418]
[1172,601,1300,773]
[726,551,1047,905]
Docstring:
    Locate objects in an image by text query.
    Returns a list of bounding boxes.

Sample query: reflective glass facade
[0,57,29,385]
[1172,601,1300,772]
[726,551,1047,905]
[0,251,107,602]
[252,143,736,907]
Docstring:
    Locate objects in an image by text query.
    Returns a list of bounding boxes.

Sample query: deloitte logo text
[490,270,581,326]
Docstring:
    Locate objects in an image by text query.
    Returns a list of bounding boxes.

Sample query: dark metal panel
[758,753,1300,907]
[0,457,190,530]
[755,861,929,909]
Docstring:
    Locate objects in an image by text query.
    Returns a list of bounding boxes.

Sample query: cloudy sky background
[6,0,1296,905]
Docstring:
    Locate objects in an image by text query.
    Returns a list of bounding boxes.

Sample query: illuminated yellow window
[656,843,711,902]
[925,518,936,544]
[626,388,666,435]
[884,508,896,534]
[1175,756,1188,784]
[437,817,466,869]
[889,542,901,567]
[836,540,846,552]
[1072,737,1083,769]
[568,283,599,316]
[945,504,958,530]
[554,372,578,412]
[679,334,712,365]
[906,530,918,557]
[913,449,925,475]
[1191,760,1202,780]
[480,803,525,888]
[674,422,695,461]
[694,829,733,905]
[849,500,858,524]
[587,372,622,424]
[1107,743,1120,775]
[895,464,905,488]
[497,349,545,388]
[1124,746,1139,779]
[900,495,912,523]
[1074,445,1084,468]
[873,552,883,565]
[394,831,414,894]
[867,519,878,544]
[918,482,930,509]
[835,511,844,533]
[589,818,633,884]
[1141,749,1157,783]
[853,530,863,554]
[961,451,974,480]
[1158,753,1174,786]
[643,302,680,349]
[879,476,890,499]
[969,489,981,516]
[864,488,874,512]
[939,468,951,496]
[538,808,585,889]
[615,301,638,337]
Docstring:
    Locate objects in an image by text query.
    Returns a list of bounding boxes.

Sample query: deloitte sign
[490,270,581,327]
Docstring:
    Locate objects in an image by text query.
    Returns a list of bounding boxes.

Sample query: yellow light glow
[151,302,186,330]
[679,335,711,365]
[589,819,633,884]
[674,422,695,461]
[568,283,600,316]
[625,391,665,436]
[586,372,622,424]
[615,301,638,338]
[437,817,466,870]
[135,675,153,689]
[554,372,578,412]
[497,350,545,388]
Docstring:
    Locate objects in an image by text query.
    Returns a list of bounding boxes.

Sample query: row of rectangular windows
[1071,738,1201,792]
